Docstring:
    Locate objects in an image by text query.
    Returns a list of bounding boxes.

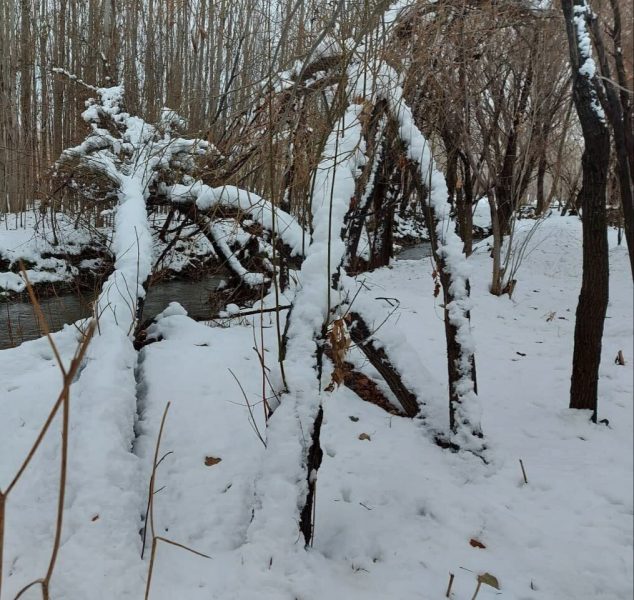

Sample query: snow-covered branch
[375,66,484,452]
[163,182,307,256]
[247,102,365,552]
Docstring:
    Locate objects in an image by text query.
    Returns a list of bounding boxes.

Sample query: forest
[0,0,632,598]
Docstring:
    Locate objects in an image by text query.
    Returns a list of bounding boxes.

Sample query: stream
[0,276,223,349]
[0,242,432,350]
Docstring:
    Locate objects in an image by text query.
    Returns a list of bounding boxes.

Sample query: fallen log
[348,311,420,418]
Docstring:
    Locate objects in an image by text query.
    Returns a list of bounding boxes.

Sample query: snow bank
[0,212,98,293]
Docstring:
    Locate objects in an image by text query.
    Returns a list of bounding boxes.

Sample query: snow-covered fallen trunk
[164,182,307,256]
[50,85,158,597]
[246,103,364,557]
[375,67,484,452]
[43,86,200,596]
[293,13,483,450]
[95,176,153,332]
[207,219,268,287]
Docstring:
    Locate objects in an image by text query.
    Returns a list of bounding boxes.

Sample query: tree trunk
[368,148,397,270]
[585,1,634,278]
[536,153,547,216]
[489,191,503,295]
[569,147,610,421]
[562,0,611,421]
[407,157,480,436]
[348,311,419,417]
[460,156,474,255]
[496,59,534,235]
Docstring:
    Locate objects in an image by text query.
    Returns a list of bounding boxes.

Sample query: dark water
[0,276,223,349]
[396,242,433,261]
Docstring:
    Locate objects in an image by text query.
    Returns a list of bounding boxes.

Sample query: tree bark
[536,152,548,216]
[562,0,611,421]
[489,191,503,295]
[405,155,479,435]
[495,58,534,235]
[586,1,634,277]
[348,312,420,417]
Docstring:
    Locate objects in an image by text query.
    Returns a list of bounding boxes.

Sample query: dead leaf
[469,538,486,549]
[431,269,441,298]
[358,433,371,441]
[477,572,500,590]
[349,416,359,422]
[204,456,222,466]
[327,318,351,389]
[91,514,99,522]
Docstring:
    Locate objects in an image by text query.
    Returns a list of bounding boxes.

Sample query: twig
[154,536,212,559]
[144,538,159,600]
[141,405,213,600]
[519,459,528,484]
[4,323,95,496]
[228,369,266,448]
[446,573,455,598]
[12,579,44,599]
[0,494,4,596]
[141,402,171,559]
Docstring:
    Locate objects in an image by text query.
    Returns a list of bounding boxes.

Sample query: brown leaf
[477,572,500,590]
[358,433,371,441]
[469,538,486,549]
[326,318,351,390]
[204,456,222,466]
[91,514,99,522]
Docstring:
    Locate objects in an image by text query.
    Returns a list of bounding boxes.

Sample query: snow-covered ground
[0,215,631,599]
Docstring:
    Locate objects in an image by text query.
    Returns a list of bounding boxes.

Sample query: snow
[473,196,493,230]
[0,211,97,293]
[165,182,307,256]
[0,216,632,599]
[572,2,606,122]
[209,220,268,287]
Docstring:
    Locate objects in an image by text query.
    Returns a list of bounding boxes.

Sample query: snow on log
[374,66,484,452]
[46,85,210,595]
[164,182,307,256]
[207,220,268,287]
[246,103,365,554]
[59,85,210,331]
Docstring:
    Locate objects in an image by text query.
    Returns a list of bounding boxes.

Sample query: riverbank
[0,209,228,300]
